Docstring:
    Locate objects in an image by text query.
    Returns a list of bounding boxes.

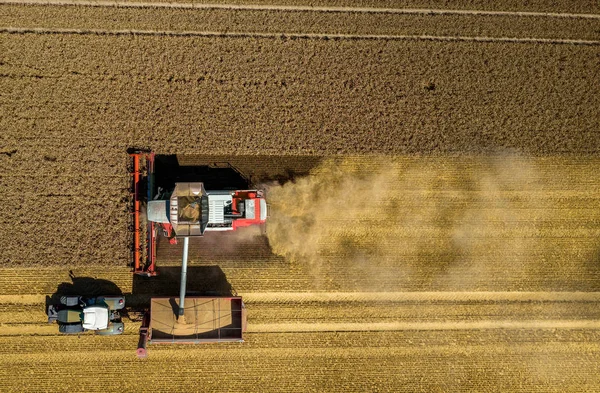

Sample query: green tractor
[48,296,125,335]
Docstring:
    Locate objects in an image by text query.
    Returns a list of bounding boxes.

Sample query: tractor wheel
[59,296,81,307]
[58,323,84,334]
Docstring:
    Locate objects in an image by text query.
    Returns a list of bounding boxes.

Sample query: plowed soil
[0,2,599,392]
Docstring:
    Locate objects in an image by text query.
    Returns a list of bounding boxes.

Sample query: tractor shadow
[45,271,123,315]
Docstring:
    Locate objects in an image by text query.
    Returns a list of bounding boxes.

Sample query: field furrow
[2,0,599,14]
[2,5,600,41]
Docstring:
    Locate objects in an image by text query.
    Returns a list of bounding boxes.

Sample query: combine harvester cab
[148,183,267,235]
[130,151,259,357]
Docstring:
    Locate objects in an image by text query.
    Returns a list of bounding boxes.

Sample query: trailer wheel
[58,323,84,334]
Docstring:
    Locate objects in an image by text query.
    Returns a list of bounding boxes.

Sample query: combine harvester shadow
[130,265,235,303]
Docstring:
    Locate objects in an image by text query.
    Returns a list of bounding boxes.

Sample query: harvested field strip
[3,343,599,360]
[2,5,600,41]
[242,291,600,303]
[0,331,598,354]
[4,320,600,336]
[2,27,599,45]
[1,340,597,363]
[249,303,600,325]
[0,329,597,392]
[0,333,599,392]
[1,0,599,20]
[249,320,600,332]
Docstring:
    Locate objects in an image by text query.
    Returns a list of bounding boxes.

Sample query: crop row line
[2,27,599,45]
[1,0,599,20]
[249,320,600,332]
[2,292,600,305]
[2,320,600,337]
[241,292,600,303]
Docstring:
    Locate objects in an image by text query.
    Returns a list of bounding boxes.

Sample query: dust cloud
[264,155,600,291]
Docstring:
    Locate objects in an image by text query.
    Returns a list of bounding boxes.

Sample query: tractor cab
[82,306,109,330]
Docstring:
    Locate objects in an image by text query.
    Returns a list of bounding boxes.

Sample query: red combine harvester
[129,152,267,277]
[129,151,266,357]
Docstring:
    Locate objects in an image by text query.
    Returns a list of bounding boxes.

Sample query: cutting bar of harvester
[129,151,158,277]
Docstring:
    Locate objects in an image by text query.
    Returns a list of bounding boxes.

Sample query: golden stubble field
[1,2,600,392]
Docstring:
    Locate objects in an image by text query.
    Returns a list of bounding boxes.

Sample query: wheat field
[1,1,599,391]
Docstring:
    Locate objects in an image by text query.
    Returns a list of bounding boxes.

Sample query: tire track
[6,319,600,336]
[249,320,600,332]
[242,292,600,303]
[1,0,599,20]
[0,324,141,336]
[3,3,599,42]
[2,27,599,45]
[4,292,600,305]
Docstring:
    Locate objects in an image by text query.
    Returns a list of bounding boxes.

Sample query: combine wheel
[58,323,84,334]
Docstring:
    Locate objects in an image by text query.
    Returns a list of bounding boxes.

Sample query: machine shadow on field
[161,154,323,187]
[154,155,249,192]
[45,271,124,316]
[44,268,235,318]
[130,266,234,308]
